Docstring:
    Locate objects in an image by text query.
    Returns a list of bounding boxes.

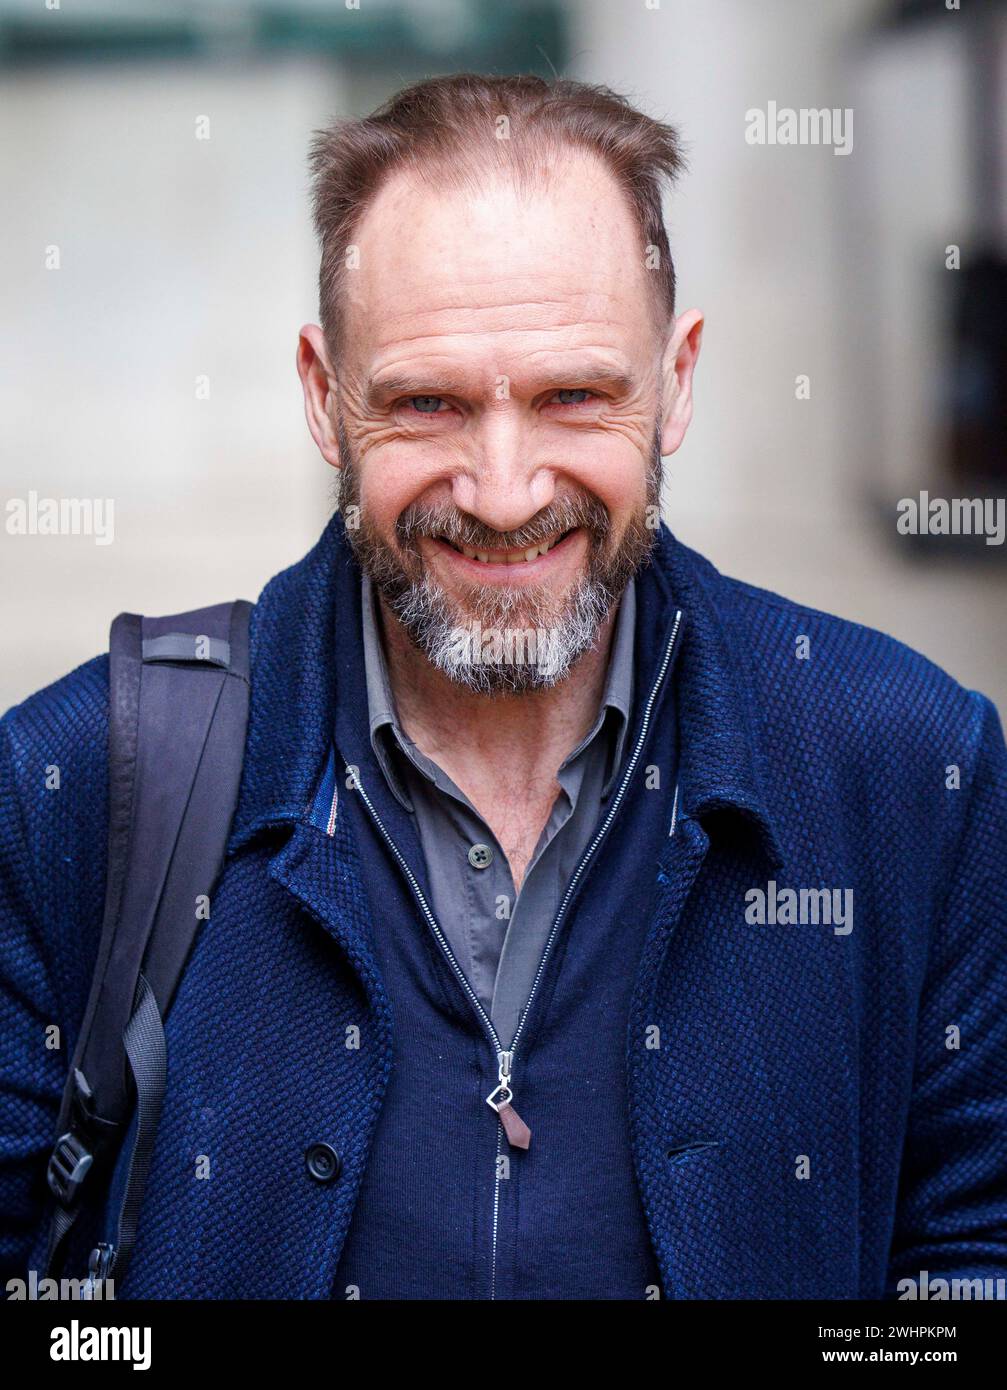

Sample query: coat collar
[657,528,785,867]
[228,512,783,868]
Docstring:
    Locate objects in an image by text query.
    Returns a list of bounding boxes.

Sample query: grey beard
[389,567,619,694]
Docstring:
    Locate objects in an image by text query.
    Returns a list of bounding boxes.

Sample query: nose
[449,413,556,535]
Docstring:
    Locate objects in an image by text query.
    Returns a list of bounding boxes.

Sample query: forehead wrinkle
[359,298,632,339]
[361,284,637,330]
[349,258,644,353]
[352,266,642,334]
[365,318,634,373]
[360,320,625,390]
[365,329,646,394]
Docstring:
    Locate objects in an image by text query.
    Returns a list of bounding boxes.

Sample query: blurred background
[1,0,1005,712]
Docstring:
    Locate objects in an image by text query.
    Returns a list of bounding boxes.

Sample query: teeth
[459,533,563,564]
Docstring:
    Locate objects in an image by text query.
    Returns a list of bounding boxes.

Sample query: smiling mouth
[438,528,576,565]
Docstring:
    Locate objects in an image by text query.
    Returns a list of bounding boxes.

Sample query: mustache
[395,492,611,553]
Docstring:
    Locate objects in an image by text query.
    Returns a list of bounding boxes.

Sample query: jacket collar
[229,512,783,868]
[657,528,784,867]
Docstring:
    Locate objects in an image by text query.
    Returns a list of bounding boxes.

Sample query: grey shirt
[361,575,636,1049]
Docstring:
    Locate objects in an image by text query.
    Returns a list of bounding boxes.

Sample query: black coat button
[305,1142,341,1183]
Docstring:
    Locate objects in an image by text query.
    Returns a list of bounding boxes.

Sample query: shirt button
[468,842,494,869]
[305,1142,341,1184]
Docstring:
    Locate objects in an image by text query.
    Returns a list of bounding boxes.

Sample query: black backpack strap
[44,599,252,1284]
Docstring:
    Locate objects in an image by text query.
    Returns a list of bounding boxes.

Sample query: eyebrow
[366,360,635,404]
[366,373,471,404]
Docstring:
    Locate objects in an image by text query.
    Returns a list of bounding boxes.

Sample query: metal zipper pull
[486,1050,531,1150]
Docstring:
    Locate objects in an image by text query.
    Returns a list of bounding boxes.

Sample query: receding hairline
[309,74,686,356]
[360,139,651,226]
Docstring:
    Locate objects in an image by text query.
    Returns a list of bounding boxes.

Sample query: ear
[296,324,343,469]
[659,308,704,457]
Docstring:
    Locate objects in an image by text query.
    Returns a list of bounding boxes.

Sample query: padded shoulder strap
[45,599,252,1281]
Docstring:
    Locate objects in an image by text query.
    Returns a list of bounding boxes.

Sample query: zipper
[504,610,683,1067]
[486,1048,531,1149]
[349,606,683,1298]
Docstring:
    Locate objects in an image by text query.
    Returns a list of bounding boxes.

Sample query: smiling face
[300,149,702,692]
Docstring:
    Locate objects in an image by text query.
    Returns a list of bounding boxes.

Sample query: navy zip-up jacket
[2,516,1006,1298]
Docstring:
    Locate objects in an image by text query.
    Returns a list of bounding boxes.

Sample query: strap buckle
[47,1128,94,1206]
[47,1068,98,1206]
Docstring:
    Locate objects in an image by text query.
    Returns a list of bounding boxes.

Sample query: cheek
[559,433,651,519]
[354,443,450,537]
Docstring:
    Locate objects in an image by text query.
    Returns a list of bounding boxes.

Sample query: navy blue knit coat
[2,516,1006,1297]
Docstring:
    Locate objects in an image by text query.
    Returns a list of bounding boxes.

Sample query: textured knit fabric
[360,570,637,1047]
[1,513,1006,1298]
[328,566,673,1296]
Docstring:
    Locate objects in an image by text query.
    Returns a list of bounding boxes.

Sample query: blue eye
[555,389,591,405]
[410,396,444,413]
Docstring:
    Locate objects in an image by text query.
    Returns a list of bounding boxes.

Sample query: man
[2,73,1005,1301]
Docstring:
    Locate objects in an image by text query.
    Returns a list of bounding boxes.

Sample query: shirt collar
[360,573,636,810]
[360,574,414,809]
[560,574,635,795]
